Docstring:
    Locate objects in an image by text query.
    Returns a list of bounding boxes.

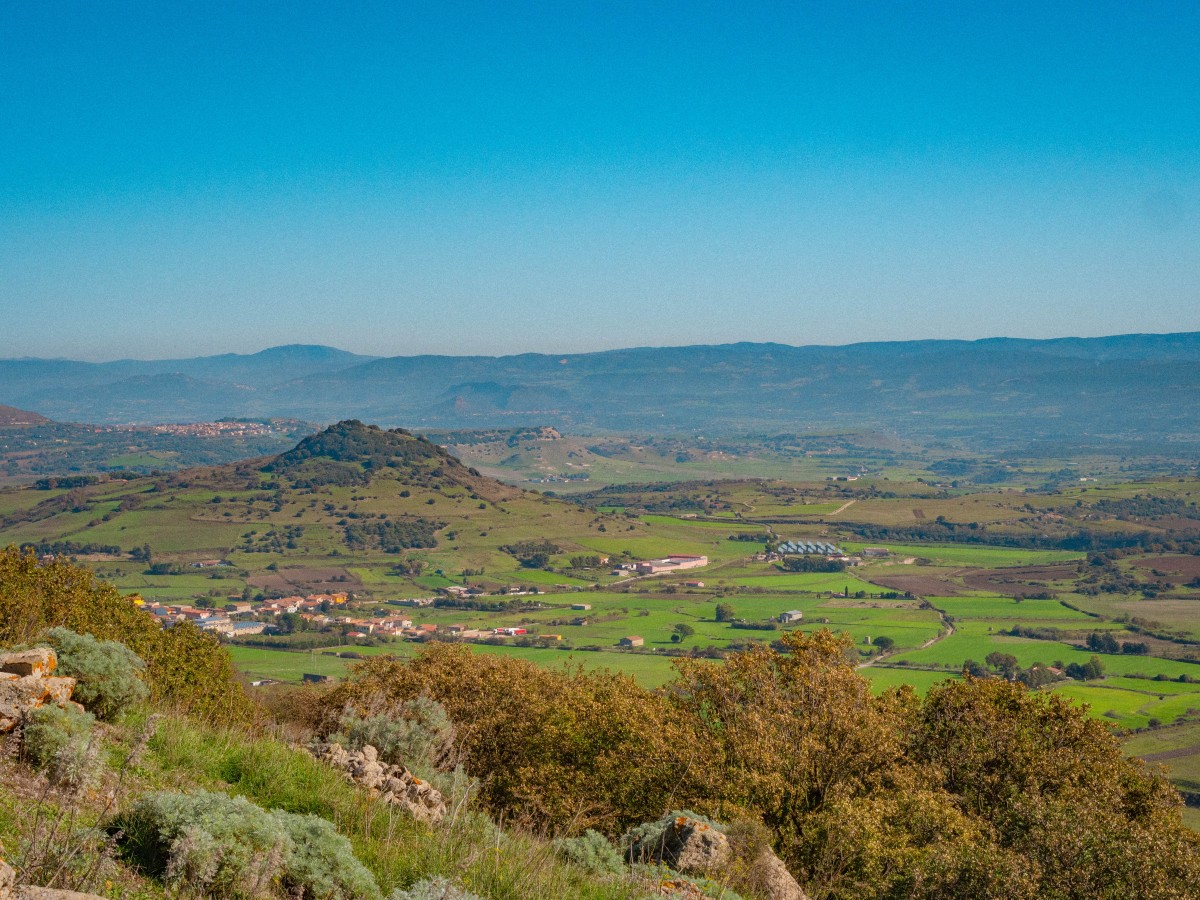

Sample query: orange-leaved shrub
[320,630,1200,900]
[320,643,716,831]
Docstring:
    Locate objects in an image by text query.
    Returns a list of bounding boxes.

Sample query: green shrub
[275,809,382,900]
[117,789,380,899]
[333,695,456,774]
[21,702,96,786]
[322,645,712,832]
[553,830,624,876]
[45,626,149,720]
[388,878,485,900]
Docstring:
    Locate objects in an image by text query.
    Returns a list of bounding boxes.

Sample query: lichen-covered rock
[311,742,447,824]
[664,818,731,874]
[627,814,808,900]
[749,848,808,900]
[628,816,731,874]
[0,648,57,678]
[40,678,76,706]
[0,648,79,734]
[0,674,76,734]
[1,858,15,900]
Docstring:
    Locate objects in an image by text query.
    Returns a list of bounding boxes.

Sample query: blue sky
[2,1,1197,360]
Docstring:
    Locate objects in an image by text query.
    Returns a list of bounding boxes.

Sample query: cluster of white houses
[612,554,708,576]
[134,543,861,651]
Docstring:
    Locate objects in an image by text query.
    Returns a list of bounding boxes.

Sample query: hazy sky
[2,1,1198,360]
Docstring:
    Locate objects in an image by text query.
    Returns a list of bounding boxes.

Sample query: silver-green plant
[334,694,456,773]
[118,789,380,899]
[388,877,485,900]
[551,829,624,876]
[45,627,149,720]
[21,702,97,787]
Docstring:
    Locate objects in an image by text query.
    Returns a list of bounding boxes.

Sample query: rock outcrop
[310,742,447,823]
[0,649,78,733]
[628,815,809,900]
[0,649,56,678]
[628,816,731,874]
[746,848,809,900]
[0,859,105,900]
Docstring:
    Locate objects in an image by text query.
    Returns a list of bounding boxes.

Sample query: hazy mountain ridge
[3,334,1199,449]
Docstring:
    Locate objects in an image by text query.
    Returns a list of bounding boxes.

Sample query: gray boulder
[628,815,731,874]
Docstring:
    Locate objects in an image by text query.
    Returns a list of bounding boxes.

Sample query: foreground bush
[330,694,456,774]
[116,789,380,899]
[322,644,713,831]
[672,631,1200,899]
[0,547,252,723]
[144,716,654,900]
[323,633,1200,900]
[44,626,148,720]
[22,702,96,786]
[553,829,625,877]
[389,878,484,900]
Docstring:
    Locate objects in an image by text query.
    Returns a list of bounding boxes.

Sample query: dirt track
[1141,745,1200,763]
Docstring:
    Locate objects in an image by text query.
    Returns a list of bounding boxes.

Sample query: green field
[860,666,962,694]
[930,595,1098,622]
[1123,719,1200,791]
[227,646,368,681]
[1050,682,1200,730]
[228,641,685,688]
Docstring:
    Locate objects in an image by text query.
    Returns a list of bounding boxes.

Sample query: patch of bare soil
[1131,555,1200,580]
[959,563,1080,595]
[1141,745,1200,763]
[247,566,361,594]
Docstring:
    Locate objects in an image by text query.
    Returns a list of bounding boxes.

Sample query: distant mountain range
[3,335,1200,451]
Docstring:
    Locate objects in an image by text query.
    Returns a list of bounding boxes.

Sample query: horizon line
[5,329,1200,365]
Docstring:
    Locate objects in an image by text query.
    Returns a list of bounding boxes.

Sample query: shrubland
[2,546,1199,900]
[319,636,1200,899]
